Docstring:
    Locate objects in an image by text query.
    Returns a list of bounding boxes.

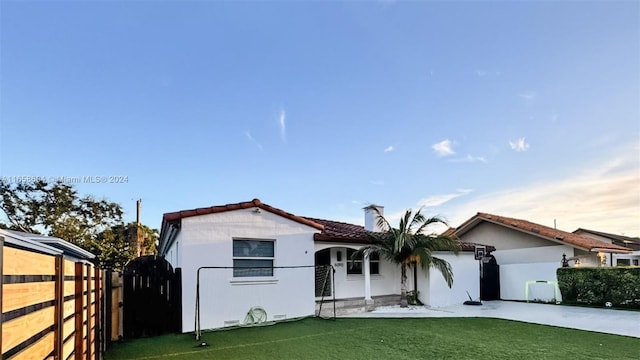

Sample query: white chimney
[364,204,384,232]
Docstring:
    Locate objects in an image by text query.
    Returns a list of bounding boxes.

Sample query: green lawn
[105,317,639,360]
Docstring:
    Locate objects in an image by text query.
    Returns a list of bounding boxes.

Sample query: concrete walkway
[341,301,640,338]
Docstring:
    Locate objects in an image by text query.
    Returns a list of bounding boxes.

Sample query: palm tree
[353,208,461,307]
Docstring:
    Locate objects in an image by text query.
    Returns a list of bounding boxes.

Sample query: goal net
[195,265,334,340]
[525,280,561,304]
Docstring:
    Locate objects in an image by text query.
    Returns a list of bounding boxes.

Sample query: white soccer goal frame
[194,265,335,340]
[524,280,561,304]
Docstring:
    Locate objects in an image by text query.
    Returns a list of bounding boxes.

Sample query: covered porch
[314,244,403,310]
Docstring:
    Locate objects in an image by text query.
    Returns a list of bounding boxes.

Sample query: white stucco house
[453,213,632,302]
[158,199,489,332]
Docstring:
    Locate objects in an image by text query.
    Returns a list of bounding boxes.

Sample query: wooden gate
[123,256,181,338]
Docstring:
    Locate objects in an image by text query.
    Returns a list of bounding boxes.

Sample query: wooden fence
[1,235,104,360]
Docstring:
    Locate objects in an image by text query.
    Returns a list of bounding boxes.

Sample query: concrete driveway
[342,301,640,338]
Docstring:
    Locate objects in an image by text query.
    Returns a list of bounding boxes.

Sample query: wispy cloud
[448,142,640,236]
[418,189,473,208]
[244,131,263,151]
[519,91,537,101]
[370,180,385,186]
[278,109,286,143]
[475,70,488,77]
[432,139,455,157]
[449,154,487,163]
[509,138,530,152]
[384,145,394,153]
[519,91,537,106]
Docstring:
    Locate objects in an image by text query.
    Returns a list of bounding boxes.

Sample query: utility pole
[134,199,142,256]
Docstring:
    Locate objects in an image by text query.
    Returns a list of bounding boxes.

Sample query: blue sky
[1,1,639,236]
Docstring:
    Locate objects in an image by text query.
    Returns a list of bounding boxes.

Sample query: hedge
[557,267,640,309]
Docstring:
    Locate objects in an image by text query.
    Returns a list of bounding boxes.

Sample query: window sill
[346,274,382,281]
[229,278,279,285]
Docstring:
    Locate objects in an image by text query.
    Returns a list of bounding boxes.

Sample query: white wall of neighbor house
[418,252,479,307]
[572,249,602,267]
[610,252,640,266]
[178,209,318,332]
[164,231,183,269]
[490,246,570,301]
[462,222,555,250]
[499,262,562,301]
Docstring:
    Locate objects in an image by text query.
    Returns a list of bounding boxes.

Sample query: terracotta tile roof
[305,217,371,243]
[160,199,493,252]
[308,217,494,252]
[456,212,632,253]
[574,228,640,251]
[162,199,324,230]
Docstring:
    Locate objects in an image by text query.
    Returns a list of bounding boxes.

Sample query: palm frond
[372,206,391,232]
[430,257,454,288]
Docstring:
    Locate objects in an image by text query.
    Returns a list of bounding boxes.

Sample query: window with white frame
[347,248,380,275]
[616,258,631,266]
[233,239,274,277]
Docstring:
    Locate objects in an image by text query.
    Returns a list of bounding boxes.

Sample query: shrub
[557,267,640,309]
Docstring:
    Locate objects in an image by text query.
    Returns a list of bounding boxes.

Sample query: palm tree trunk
[400,263,408,307]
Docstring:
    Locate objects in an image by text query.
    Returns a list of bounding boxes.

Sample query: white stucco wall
[492,245,573,265]
[419,252,479,307]
[499,262,561,301]
[178,209,318,332]
[490,246,568,301]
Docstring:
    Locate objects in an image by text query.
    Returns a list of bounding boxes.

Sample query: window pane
[347,248,361,260]
[370,262,379,275]
[347,261,362,275]
[233,259,273,277]
[233,240,274,257]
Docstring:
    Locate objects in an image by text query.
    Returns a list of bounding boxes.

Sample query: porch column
[364,253,372,300]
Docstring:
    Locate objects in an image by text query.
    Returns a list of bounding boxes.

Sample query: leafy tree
[0,179,157,270]
[88,223,134,270]
[353,208,460,307]
[88,222,158,270]
[0,179,123,246]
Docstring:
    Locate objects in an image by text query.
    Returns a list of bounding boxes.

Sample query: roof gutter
[590,247,632,254]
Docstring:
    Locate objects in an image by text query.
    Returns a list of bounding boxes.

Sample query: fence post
[86,264,92,360]
[54,255,64,360]
[94,267,101,359]
[105,270,112,348]
[75,262,83,360]
[0,236,4,356]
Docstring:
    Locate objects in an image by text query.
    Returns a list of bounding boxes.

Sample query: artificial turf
[105,317,639,359]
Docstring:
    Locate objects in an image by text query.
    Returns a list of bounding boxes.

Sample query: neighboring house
[573,228,640,266]
[158,199,491,332]
[453,213,632,302]
[4,229,97,261]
